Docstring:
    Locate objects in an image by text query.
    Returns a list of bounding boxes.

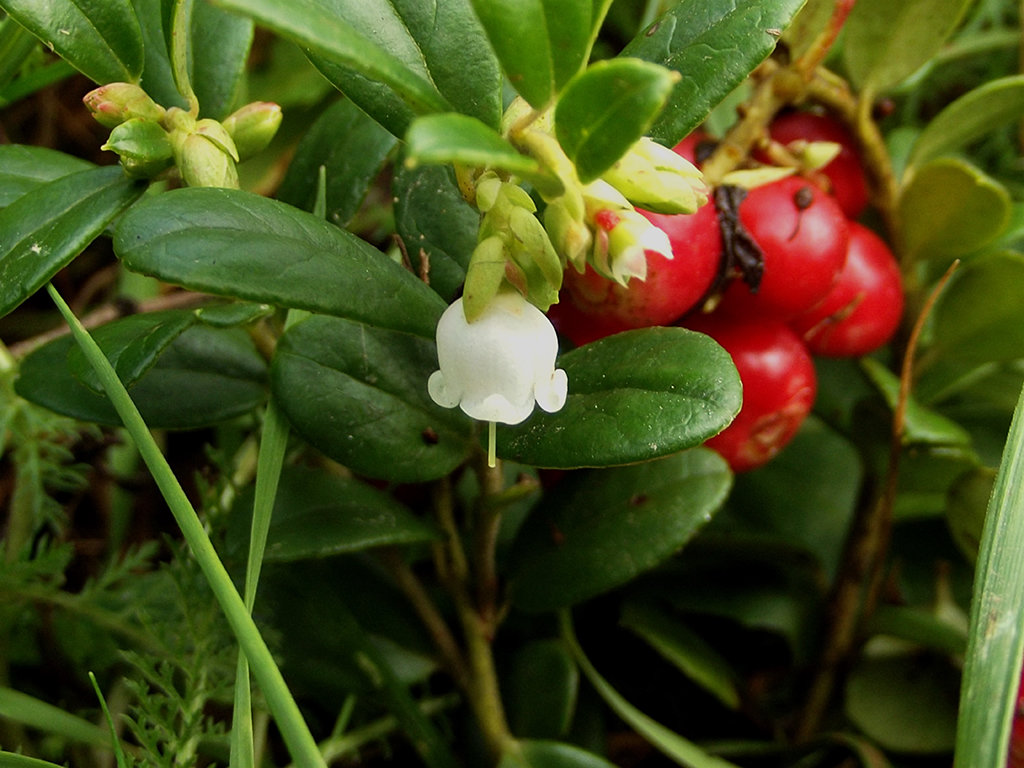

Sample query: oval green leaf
[928,251,1024,367]
[271,314,475,483]
[0,0,144,84]
[900,158,1010,265]
[0,165,144,319]
[468,0,596,110]
[623,0,805,146]
[234,466,438,562]
[113,187,447,338]
[405,113,545,179]
[504,641,579,740]
[0,146,94,209]
[67,309,198,393]
[842,0,973,93]
[508,448,732,611]
[554,58,677,183]
[909,75,1024,170]
[16,325,267,428]
[496,327,741,468]
[393,162,478,302]
[190,0,254,120]
[277,97,397,225]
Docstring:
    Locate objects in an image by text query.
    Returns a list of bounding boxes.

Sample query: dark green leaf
[113,187,446,338]
[505,641,579,740]
[0,17,40,89]
[497,327,741,468]
[842,0,973,93]
[393,162,479,302]
[945,467,995,563]
[868,605,968,657]
[16,325,267,428]
[277,98,397,225]
[271,314,475,483]
[468,0,596,109]
[554,58,677,183]
[0,166,144,319]
[193,301,274,327]
[404,113,546,180]
[623,0,805,146]
[499,740,619,768]
[900,158,1010,265]
[909,76,1024,170]
[67,309,197,393]
[233,466,438,562]
[190,0,253,120]
[509,449,731,611]
[927,251,1024,366]
[845,654,960,753]
[0,0,144,84]
[0,146,94,209]
[620,600,741,709]
[714,416,862,580]
[132,0,186,109]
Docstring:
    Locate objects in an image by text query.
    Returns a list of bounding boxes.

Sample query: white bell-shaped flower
[428,292,568,425]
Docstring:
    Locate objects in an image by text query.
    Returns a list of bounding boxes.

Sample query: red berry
[716,176,849,321]
[685,314,817,472]
[768,111,870,218]
[552,203,721,346]
[1010,669,1024,768]
[672,130,714,166]
[790,222,904,357]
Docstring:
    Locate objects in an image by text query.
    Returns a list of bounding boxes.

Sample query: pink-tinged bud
[83,83,165,129]
[222,101,283,160]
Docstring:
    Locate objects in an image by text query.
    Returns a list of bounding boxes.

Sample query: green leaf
[620,600,741,710]
[113,187,446,338]
[899,158,1010,265]
[404,113,548,181]
[190,0,254,120]
[231,466,438,562]
[509,449,731,611]
[859,358,973,447]
[468,0,598,109]
[271,314,475,483]
[842,0,973,93]
[0,0,144,84]
[0,165,144,319]
[623,0,805,146]
[554,58,678,183]
[0,145,94,209]
[926,252,1024,367]
[561,612,741,768]
[945,467,995,563]
[505,641,579,740]
[845,654,960,754]
[499,740,619,768]
[0,686,110,748]
[953,381,1024,768]
[497,327,741,468]
[67,309,198,393]
[908,75,1024,170]
[277,98,397,225]
[393,162,479,302]
[715,416,862,580]
[868,605,968,657]
[215,0,500,137]
[16,325,267,428]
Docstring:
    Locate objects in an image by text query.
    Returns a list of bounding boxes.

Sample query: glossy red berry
[768,111,870,218]
[790,222,904,357]
[551,203,721,346]
[685,314,817,472]
[1010,669,1024,768]
[716,176,849,321]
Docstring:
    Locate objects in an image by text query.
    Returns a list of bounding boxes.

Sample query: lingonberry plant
[1,1,1024,767]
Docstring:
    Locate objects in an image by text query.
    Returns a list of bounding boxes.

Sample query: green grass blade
[46,283,327,768]
[0,753,68,768]
[88,672,130,768]
[0,686,109,747]
[953,380,1024,768]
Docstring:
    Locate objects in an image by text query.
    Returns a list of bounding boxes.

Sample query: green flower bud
[101,119,174,178]
[602,137,709,215]
[544,197,592,271]
[195,118,239,162]
[83,83,165,128]
[222,101,283,160]
[178,133,239,189]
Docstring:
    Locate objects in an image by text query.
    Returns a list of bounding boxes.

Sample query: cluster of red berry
[550,112,904,472]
